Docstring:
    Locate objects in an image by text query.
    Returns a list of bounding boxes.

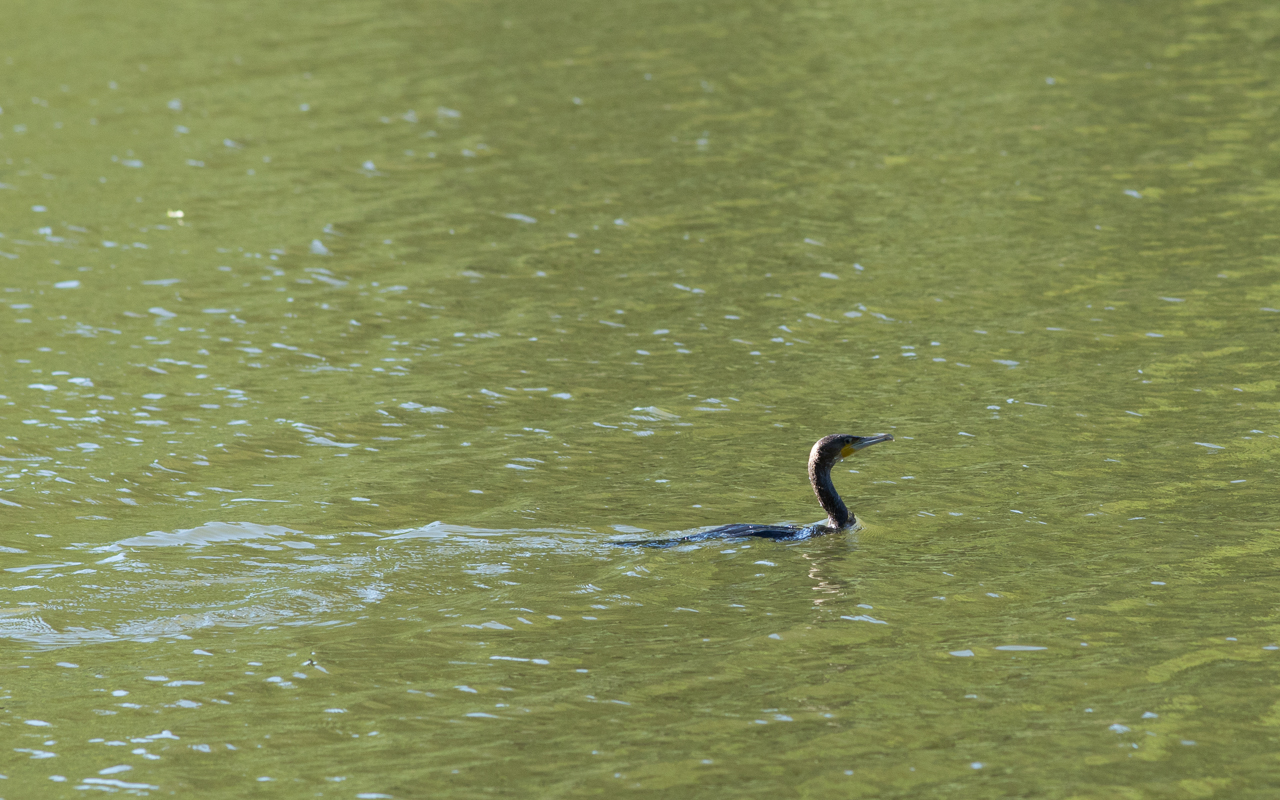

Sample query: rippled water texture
[3,0,1280,796]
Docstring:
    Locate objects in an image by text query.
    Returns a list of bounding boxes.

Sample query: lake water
[3,0,1280,796]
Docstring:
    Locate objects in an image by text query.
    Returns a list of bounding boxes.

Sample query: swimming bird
[617,432,894,547]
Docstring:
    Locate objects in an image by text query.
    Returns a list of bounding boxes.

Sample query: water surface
[3,0,1280,796]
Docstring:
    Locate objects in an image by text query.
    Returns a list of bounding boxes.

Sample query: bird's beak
[851,433,894,451]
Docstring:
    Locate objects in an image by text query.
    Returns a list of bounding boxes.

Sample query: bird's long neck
[809,455,853,529]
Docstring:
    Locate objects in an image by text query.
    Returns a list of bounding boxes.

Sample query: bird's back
[614,522,828,548]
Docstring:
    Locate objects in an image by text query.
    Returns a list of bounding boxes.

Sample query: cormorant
[617,432,894,547]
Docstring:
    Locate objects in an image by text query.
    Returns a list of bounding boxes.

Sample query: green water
[3,0,1280,796]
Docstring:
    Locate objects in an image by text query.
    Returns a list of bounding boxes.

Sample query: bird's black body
[620,522,826,549]
[616,432,893,548]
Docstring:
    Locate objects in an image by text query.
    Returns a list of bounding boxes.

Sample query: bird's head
[812,432,895,465]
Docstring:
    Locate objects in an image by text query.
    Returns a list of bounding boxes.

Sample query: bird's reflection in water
[807,553,843,606]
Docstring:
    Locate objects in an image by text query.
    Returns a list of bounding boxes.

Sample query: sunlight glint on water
[2,0,1279,796]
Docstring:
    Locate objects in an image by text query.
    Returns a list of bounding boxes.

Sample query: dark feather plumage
[615,432,892,547]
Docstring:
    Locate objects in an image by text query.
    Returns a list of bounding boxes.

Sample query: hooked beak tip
[853,433,894,450]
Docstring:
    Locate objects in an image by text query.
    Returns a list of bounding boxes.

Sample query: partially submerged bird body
[618,432,893,548]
